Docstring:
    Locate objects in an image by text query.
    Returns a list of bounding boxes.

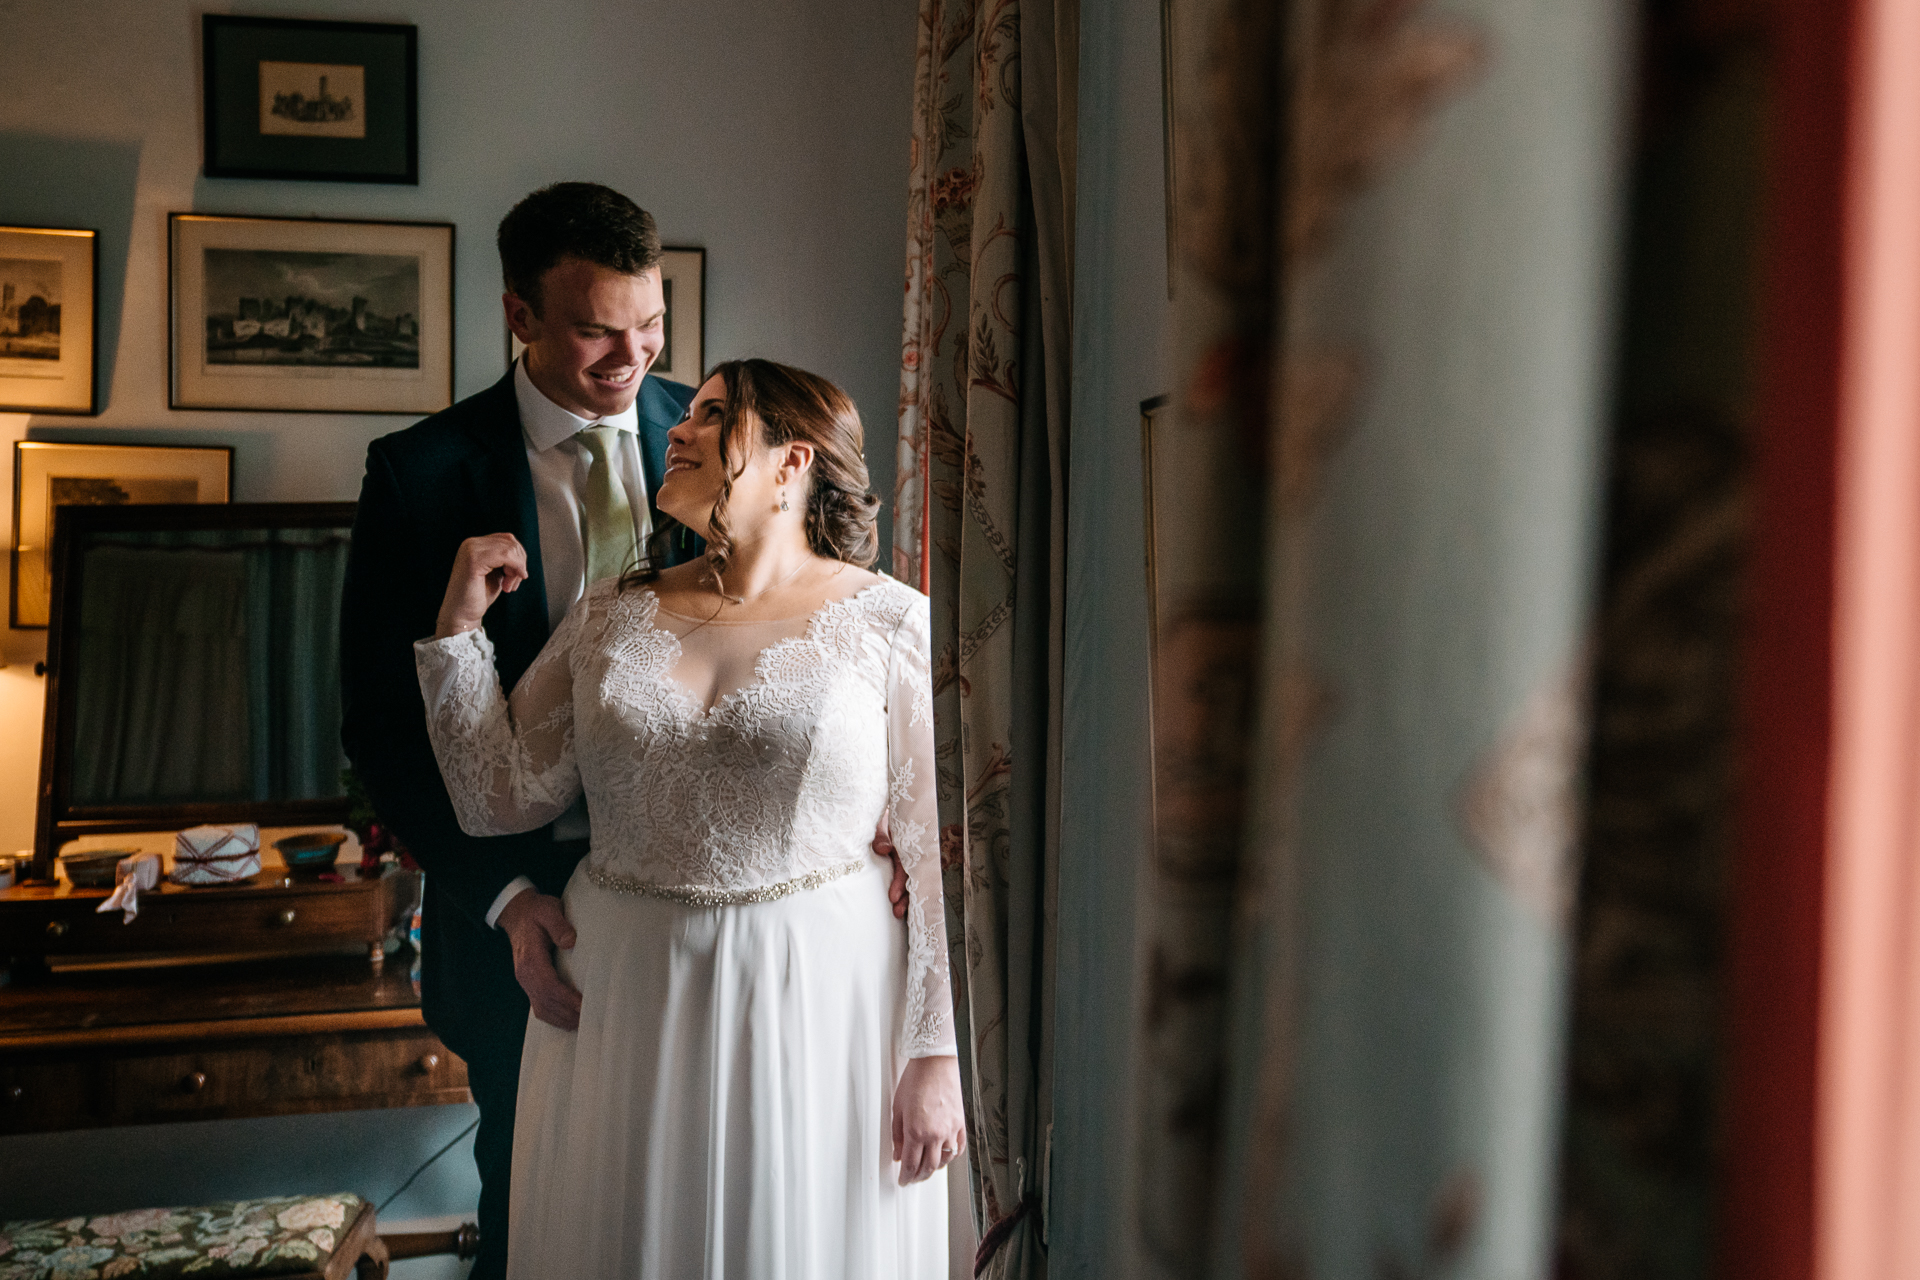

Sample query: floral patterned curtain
[895,0,1077,1275]
[1162,0,1630,1274]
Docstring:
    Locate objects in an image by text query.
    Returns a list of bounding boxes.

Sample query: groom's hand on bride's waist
[497,890,582,1031]
[871,817,908,920]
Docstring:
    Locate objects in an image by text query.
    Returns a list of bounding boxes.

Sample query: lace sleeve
[412,593,590,837]
[886,594,958,1058]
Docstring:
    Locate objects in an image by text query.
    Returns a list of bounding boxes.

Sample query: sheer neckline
[649,576,890,627]
[638,581,896,718]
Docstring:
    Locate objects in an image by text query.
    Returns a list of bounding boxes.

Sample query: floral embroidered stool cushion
[0,1193,389,1280]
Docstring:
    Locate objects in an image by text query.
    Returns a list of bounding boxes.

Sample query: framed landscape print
[170,214,454,414]
[655,247,706,386]
[202,15,418,184]
[508,245,706,387]
[12,441,232,628]
[0,226,97,416]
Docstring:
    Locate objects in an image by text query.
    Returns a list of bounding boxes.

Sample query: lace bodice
[414,576,954,1057]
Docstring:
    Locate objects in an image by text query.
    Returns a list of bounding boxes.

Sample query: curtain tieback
[973,1194,1041,1277]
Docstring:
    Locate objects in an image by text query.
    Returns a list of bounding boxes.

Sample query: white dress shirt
[487,359,656,927]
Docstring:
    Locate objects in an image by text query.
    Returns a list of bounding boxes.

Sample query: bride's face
[659,374,788,539]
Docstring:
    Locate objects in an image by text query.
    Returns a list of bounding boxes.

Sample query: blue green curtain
[70,529,349,806]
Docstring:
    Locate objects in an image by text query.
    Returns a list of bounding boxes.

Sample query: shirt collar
[514,357,642,452]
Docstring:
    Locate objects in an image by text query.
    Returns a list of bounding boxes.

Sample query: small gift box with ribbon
[169,823,262,886]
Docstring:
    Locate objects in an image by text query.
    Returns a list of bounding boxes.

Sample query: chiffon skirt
[505,856,948,1279]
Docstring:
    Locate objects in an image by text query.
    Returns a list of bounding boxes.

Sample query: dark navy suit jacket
[340,368,697,1061]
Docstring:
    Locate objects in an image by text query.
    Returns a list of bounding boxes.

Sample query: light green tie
[578,425,645,583]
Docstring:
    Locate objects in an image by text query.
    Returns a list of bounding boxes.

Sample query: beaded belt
[585,857,864,906]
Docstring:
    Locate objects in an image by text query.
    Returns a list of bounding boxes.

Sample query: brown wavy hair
[626,359,880,586]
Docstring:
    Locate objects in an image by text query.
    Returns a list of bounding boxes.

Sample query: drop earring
[779,488,790,512]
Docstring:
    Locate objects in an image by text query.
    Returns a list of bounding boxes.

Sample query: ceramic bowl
[59,849,135,889]
[274,830,348,871]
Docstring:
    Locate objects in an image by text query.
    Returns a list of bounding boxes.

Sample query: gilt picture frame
[0,226,98,416]
[202,15,419,184]
[11,441,233,629]
[170,213,454,414]
[508,246,706,387]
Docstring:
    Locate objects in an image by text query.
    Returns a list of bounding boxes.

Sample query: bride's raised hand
[435,533,530,639]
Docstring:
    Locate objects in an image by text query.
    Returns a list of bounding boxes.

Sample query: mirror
[34,503,357,872]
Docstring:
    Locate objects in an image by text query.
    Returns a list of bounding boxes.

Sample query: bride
[413,358,964,1277]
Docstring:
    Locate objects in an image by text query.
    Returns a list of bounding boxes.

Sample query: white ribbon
[97,852,162,922]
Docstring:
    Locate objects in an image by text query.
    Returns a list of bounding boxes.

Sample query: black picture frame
[202,15,418,185]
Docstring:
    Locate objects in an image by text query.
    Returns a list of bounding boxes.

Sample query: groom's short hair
[498,182,663,316]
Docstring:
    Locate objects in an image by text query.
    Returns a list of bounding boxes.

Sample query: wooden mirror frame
[30,502,358,879]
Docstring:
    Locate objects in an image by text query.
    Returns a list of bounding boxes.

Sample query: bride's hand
[436,533,530,638]
[892,1055,965,1185]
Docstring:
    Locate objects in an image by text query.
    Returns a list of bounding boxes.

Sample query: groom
[340,183,695,1280]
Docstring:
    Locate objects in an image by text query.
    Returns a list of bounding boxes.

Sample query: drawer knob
[182,1071,207,1094]
[277,908,297,926]
[45,920,67,938]
[417,1053,440,1075]
[3,1085,22,1104]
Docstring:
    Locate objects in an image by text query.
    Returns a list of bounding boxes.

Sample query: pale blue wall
[1051,0,1171,1268]
[0,0,917,1256]
[0,1107,484,1277]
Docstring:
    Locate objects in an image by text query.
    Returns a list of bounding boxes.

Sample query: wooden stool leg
[354,1236,391,1280]
[326,1203,386,1280]
[380,1223,481,1261]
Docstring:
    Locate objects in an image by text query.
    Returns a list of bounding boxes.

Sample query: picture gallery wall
[0,0,918,846]
[0,0,912,516]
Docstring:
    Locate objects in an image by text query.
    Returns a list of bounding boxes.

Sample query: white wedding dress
[414,575,953,1279]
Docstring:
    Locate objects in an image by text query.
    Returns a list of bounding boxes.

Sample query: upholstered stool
[0,1193,394,1279]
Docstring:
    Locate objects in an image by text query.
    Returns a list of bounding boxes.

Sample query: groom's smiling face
[508,254,666,420]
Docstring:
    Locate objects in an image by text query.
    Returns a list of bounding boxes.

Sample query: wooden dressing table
[0,865,469,1136]
[0,503,472,1138]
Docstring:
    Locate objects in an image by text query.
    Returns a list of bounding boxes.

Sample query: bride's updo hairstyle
[631,358,880,584]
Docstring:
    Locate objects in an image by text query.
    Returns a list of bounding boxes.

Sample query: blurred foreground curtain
[1128,0,1634,1275]
[895,0,1077,1276]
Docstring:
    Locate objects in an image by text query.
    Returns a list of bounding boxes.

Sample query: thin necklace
[713,556,812,606]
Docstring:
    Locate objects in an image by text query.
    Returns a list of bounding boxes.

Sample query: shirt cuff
[485,876,537,928]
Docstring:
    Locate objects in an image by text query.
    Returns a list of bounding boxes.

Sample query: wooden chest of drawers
[0,949,470,1135]
[0,1024,468,1134]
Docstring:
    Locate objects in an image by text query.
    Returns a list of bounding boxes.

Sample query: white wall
[0,0,916,1247]
[0,0,915,840]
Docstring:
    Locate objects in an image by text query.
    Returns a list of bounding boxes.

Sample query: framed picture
[202,15,418,184]
[1141,393,1171,826]
[170,214,454,414]
[0,226,97,416]
[1139,391,1259,889]
[12,441,233,628]
[1141,393,1172,641]
[508,246,706,387]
